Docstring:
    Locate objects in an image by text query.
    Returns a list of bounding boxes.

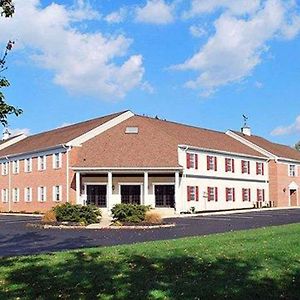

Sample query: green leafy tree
[0,0,22,127]
[295,141,300,151]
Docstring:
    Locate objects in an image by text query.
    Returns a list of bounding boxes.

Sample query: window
[38,186,47,202]
[1,162,8,175]
[12,188,19,203]
[186,153,198,169]
[289,164,297,177]
[242,188,251,202]
[2,189,8,203]
[38,156,46,171]
[225,158,235,172]
[24,158,32,173]
[187,186,199,201]
[207,156,217,171]
[257,189,265,202]
[12,160,19,174]
[53,185,62,202]
[256,162,264,175]
[241,160,250,174]
[24,187,32,202]
[207,187,218,201]
[53,153,62,169]
[226,188,235,202]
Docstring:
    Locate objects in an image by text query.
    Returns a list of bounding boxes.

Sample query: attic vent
[125,126,139,134]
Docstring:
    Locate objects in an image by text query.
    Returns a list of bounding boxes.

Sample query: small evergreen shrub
[111,203,150,223]
[53,203,101,225]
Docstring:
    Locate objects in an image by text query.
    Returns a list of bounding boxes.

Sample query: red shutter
[226,188,229,201]
[187,153,191,169]
[207,156,210,170]
[196,186,199,201]
[242,188,245,201]
[233,188,236,202]
[215,187,218,202]
[207,187,210,201]
[257,189,260,201]
[262,189,265,202]
[187,186,191,201]
[214,157,217,171]
[225,159,228,172]
[256,162,259,175]
[248,189,251,202]
[195,154,198,170]
[262,163,264,175]
[248,161,250,174]
[232,159,235,173]
[241,161,244,174]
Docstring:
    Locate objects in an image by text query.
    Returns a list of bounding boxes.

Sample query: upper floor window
[187,186,199,201]
[225,158,235,173]
[12,188,19,203]
[1,162,8,175]
[207,187,218,202]
[242,188,251,202]
[12,160,19,174]
[256,162,264,175]
[257,189,265,202]
[1,189,8,203]
[38,186,47,202]
[186,153,198,169]
[38,156,46,171]
[241,160,250,174]
[226,188,235,202]
[24,187,32,202]
[53,153,62,169]
[53,185,62,202]
[24,158,32,173]
[207,156,217,171]
[289,164,297,177]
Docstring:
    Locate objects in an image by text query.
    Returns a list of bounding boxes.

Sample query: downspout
[5,156,11,212]
[62,145,71,203]
[182,146,189,212]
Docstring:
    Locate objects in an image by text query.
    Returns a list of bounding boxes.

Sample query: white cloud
[271,115,300,136]
[189,25,207,38]
[10,128,31,136]
[254,81,263,88]
[104,7,127,24]
[0,0,145,99]
[174,0,300,95]
[135,0,174,24]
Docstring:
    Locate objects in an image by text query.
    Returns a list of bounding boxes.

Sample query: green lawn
[1,225,300,300]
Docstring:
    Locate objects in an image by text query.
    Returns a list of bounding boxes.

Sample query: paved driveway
[1,209,300,257]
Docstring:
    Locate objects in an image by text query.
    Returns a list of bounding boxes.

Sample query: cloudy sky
[0,0,300,145]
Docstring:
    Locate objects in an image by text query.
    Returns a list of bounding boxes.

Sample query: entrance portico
[73,168,182,213]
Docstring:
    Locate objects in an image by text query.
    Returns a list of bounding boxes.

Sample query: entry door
[86,185,107,207]
[121,185,141,205]
[155,185,175,208]
[290,189,297,206]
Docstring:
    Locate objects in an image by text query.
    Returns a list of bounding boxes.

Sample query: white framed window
[1,189,8,203]
[289,164,297,177]
[226,188,235,201]
[241,160,250,174]
[24,158,32,173]
[207,187,218,201]
[24,187,32,202]
[1,162,8,175]
[242,188,251,202]
[38,186,47,202]
[12,188,19,203]
[207,156,217,171]
[187,186,199,201]
[38,155,46,171]
[187,153,198,169]
[225,158,235,173]
[53,185,62,202]
[257,189,265,202]
[256,162,264,175]
[53,153,62,169]
[12,160,19,174]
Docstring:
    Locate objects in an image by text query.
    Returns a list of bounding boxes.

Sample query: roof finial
[242,114,248,127]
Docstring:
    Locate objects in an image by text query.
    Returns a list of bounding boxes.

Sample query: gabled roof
[74,115,266,168]
[0,111,129,157]
[231,131,300,162]
[0,133,27,151]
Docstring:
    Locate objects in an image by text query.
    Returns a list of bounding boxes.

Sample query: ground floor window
[187,186,199,201]
[257,189,265,202]
[242,188,251,202]
[155,185,175,208]
[86,185,107,207]
[226,188,235,202]
[121,185,141,205]
[207,187,218,202]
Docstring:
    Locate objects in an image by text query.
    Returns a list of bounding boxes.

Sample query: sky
[0,0,300,146]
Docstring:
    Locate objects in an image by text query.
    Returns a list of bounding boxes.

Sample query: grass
[0,224,300,299]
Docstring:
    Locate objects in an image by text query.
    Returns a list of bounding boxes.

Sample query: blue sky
[1,0,300,146]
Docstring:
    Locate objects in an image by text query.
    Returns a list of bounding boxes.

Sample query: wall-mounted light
[112,185,115,191]
[283,188,286,193]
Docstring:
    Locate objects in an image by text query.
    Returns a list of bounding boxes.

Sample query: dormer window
[125,127,139,134]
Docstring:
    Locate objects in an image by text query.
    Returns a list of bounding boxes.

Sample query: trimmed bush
[53,203,101,225]
[111,204,150,223]
[145,210,162,224]
[42,210,57,223]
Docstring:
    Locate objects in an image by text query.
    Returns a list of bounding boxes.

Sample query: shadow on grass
[0,250,299,300]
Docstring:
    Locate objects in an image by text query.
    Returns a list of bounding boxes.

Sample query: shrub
[145,210,162,224]
[42,210,57,223]
[53,203,101,225]
[111,204,150,223]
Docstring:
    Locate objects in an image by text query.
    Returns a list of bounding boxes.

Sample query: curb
[0,213,42,217]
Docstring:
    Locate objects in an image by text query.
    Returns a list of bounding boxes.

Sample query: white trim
[38,186,47,202]
[12,160,19,174]
[66,111,134,147]
[84,183,108,207]
[52,185,62,202]
[38,155,47,171]
[0,134,27,150]
[152,182,175,185]
[72,167,183,172]
[24,187,32,203]
[24,158,32,173]
[153,183,176,209]
[52,153,62,169]
[1,189,8,203]
[12,188,19,203]
[76,172,81,205]
[119,183,143,204]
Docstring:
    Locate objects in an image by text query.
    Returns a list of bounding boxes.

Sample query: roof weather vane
[242,114,248,127]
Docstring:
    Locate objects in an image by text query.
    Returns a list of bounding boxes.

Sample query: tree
[0,0,22,127]
[295,141,300,151]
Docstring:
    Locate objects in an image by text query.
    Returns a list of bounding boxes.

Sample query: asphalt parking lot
[1,208,300,257]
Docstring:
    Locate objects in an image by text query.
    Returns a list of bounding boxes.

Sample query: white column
[107,171,113,211]
[76,172,81,205]
[175,171,180,213]
[144,172,149,206]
